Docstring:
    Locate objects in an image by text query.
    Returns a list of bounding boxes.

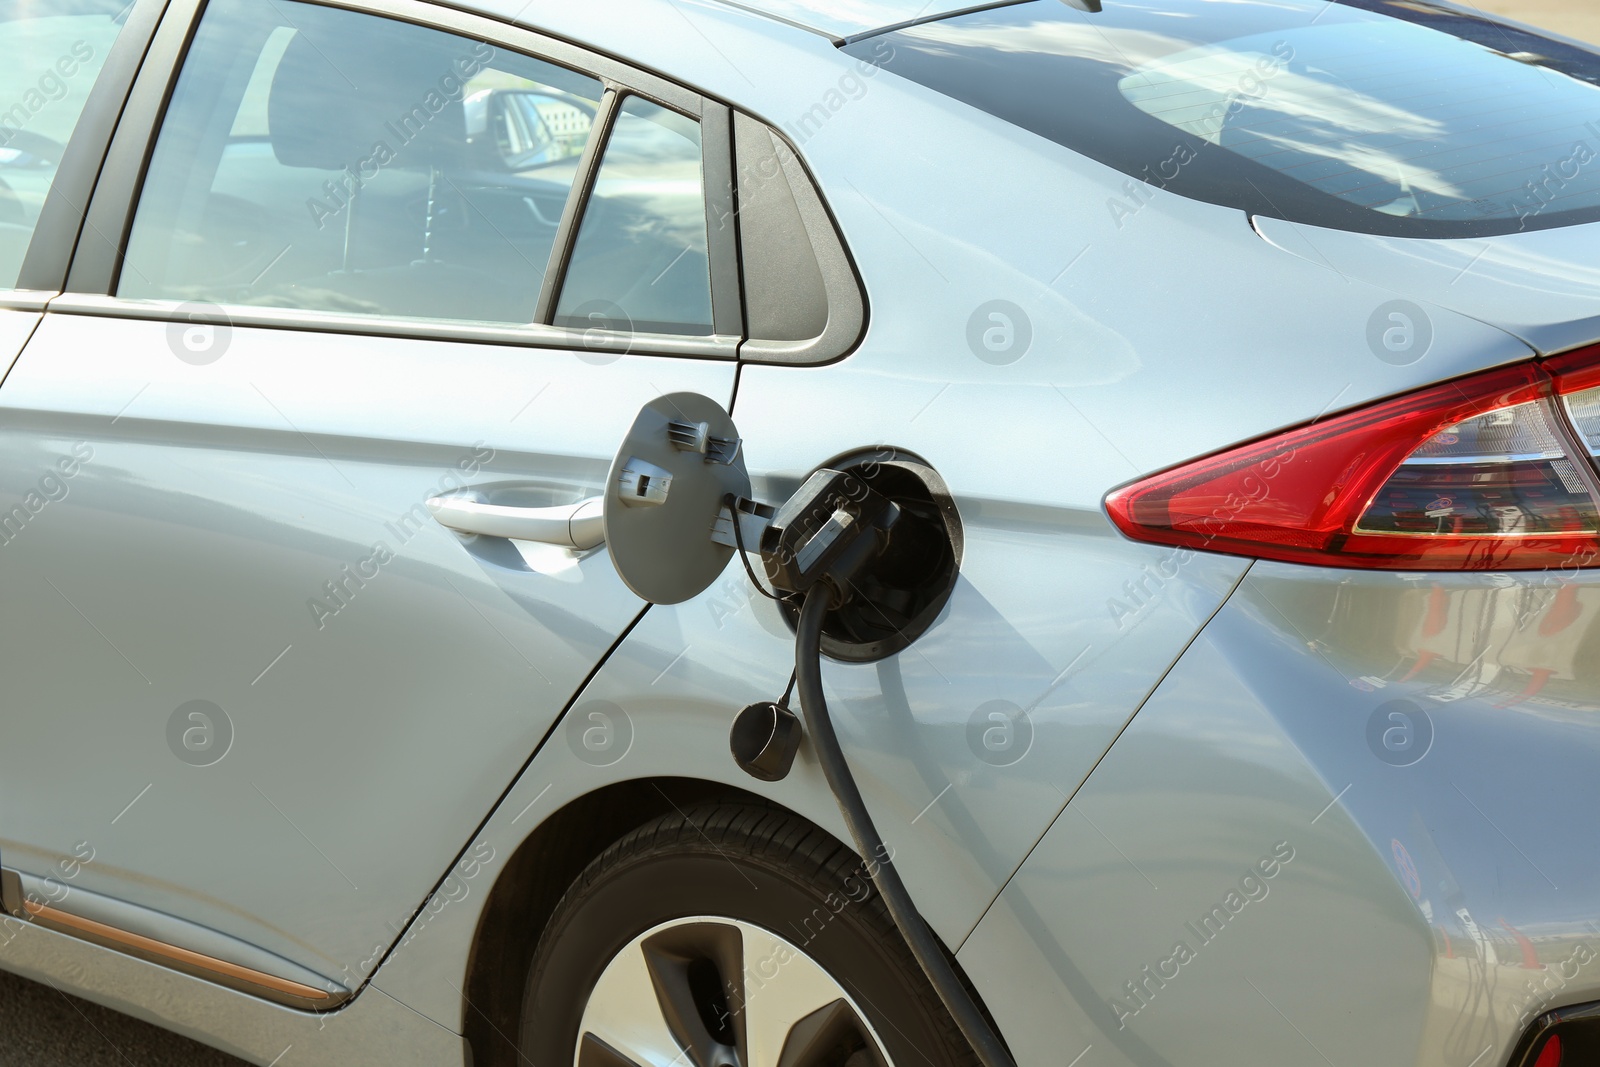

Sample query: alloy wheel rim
[575,916,894,1067]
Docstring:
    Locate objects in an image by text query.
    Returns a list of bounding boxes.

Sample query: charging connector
[758,469,900,603]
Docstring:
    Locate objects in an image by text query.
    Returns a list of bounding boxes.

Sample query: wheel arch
[462,776,774,1066]
[462,775,1005,1067]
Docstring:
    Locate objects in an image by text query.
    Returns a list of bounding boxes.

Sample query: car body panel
[962,563,1600,1067]
[359,6,1562,1043]
[1256,215,1600,357]
[0,310,731,985]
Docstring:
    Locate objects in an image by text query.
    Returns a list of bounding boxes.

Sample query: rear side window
[119,0,606,324]
[851,0,1600,238]
[0,2,127,289]
[553,97,712,336]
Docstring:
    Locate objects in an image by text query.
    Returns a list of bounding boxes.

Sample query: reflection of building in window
[537,102,591,156]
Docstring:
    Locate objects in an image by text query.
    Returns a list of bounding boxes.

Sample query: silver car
[0,0,1597,1066]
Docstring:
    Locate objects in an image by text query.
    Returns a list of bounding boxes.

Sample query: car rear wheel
[519,803,977,1067]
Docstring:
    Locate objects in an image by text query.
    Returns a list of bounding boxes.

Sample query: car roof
[701,0,1031,40]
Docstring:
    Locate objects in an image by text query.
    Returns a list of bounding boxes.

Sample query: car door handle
[426,495,605,550]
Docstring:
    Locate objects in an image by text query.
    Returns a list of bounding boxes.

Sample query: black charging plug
[759,469,900,605]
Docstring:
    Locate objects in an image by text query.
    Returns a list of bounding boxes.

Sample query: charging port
[780,448,962,663]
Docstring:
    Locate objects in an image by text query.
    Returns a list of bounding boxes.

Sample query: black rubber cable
[794,587,1018,1067]
[726,493,790,603]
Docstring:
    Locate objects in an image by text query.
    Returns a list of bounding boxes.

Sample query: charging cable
[793,587,1018,1067]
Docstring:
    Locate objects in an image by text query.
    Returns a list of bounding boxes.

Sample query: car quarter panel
[1256,216,1600,357]
[961,564,1600,1067]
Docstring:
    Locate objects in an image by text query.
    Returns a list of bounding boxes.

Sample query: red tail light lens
[1534,1034,1563,1067]
[1106,350,1600,570]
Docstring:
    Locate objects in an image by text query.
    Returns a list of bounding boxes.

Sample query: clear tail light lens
[1106,350,1600,570]
[1554,352,1600,458]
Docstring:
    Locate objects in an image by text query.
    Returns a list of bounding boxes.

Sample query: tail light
[1105,347,1600,570]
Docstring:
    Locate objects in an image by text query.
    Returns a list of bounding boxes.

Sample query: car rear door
[0,0,740,1002]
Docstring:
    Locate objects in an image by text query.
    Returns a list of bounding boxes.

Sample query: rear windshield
[847,0,1600,238]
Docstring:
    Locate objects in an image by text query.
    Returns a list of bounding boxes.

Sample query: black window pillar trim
[733,117,868,367]
[15,0,175,295]
[702,102,743,339]
[63,0,205,296]
[533,85,625,326]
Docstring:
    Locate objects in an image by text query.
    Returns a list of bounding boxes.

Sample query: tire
[519,802,979,1067]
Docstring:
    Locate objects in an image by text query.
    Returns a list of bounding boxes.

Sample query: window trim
[733,114,866,366]
[702,102,742,338]
[43,292,741,357]
[0,291,55,312]
[60,0,744,357]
